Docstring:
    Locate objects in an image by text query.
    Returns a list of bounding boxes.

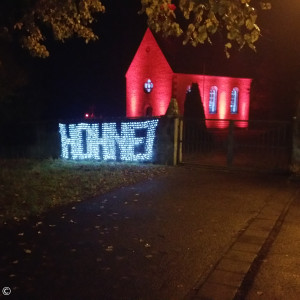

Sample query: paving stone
[231,241,262,253]
[248,218,276,232]
[207,269,245,287]
[238,233,266,245]
[257,206,283,220]
[195,282,238,300]
[217,258,251,274]
[243,228,269,239]
[224,249,257,263]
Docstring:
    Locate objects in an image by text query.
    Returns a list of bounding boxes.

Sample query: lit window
[209,86,218,114]
[230,87,239,114]
[144,79,153,93]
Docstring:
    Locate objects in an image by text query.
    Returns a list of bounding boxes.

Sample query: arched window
[209,86,218,114]
[145,106,153,117]
[144,79,153,93]
[230,87,239,114]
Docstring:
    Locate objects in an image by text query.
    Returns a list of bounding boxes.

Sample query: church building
[126,28,252,128]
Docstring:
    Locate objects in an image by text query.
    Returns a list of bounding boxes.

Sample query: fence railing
[0,117,295,173]
[181,118,293,172]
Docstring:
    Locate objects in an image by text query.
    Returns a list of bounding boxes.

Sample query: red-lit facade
[126,29,252,128]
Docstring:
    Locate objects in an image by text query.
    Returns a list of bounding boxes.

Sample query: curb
[185,191,297,300]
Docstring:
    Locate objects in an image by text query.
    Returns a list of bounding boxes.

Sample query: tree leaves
[141,0,270,57]
[0,0,270,58]
[10,0,105,57]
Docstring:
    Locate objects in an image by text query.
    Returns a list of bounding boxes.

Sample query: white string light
[59,119,159,162]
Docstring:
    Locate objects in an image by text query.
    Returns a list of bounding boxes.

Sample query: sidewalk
[0,166,299,300]
[245,189,300,300]
[186,174,299,300]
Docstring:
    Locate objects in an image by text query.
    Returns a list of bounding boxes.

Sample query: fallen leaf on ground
[105,246,114,252]
[116,256,125,261]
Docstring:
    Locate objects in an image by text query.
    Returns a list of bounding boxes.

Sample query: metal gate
[181,119,293,172]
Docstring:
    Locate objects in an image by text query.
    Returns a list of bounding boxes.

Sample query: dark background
[2,0,300,121]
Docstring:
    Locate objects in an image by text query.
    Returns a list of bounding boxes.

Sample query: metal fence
[0,118,294,172]
[181,119,293,172]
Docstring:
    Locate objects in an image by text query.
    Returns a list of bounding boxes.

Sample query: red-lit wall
[126,29,252,128]
[126,29,173,117]
[173,74,251,128]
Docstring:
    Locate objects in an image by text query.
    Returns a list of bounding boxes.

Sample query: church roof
[151,29,255,79]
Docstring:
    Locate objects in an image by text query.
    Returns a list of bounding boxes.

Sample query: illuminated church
[126,28,252,128]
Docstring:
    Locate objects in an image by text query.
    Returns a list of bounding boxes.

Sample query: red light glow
[126,29,173,118]
[126,29,252,128]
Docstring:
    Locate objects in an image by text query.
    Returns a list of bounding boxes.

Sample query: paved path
[187,181,297,300]
[245,187,300,300]
[0,166,298,300]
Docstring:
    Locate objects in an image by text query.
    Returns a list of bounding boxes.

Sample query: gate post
[227,120,234,167]
[155,98,182,165]
[155,117,181,165]
[292,116,300,172]
[178,118,183,164]
[173,118,179,165]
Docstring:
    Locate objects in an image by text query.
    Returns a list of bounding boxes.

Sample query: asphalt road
[0,166,298,300]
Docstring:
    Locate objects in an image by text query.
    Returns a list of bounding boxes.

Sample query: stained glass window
[230,88,239,114]
[144,79,153,93]
[209,86,218,114]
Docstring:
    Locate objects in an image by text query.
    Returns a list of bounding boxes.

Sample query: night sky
[14,1,300,120]
[28,1,147,120]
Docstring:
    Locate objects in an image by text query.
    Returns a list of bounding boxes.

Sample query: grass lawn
[0,159,168,224]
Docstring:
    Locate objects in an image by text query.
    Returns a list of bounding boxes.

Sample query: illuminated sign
[59,119,159,162]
